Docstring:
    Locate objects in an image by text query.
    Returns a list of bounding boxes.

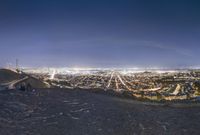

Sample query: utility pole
[16,59,19,71]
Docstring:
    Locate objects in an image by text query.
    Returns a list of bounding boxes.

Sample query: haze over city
[0,0,200,68]
[1,1,200,135]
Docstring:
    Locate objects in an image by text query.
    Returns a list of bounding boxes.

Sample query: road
[0,76,29,90]
[0,88,200,135]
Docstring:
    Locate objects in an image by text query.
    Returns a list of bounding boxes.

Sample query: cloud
[138,41,192,57]
[53,38,193,57]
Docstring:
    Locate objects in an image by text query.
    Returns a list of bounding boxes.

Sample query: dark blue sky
[0,0,200,68]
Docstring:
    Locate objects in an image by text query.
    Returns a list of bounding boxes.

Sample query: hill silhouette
[0,69,21,84]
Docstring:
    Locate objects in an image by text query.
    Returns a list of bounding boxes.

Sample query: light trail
[141,87,162,92]
[116,73,133,91]
[107,72,114,88]
[50,69,56,80]
[75,76,88,87]
[172,84,181,95]
[121,75,133,86]
[117,74,126,86]
[115,77,119,91]
[121,75,162,91]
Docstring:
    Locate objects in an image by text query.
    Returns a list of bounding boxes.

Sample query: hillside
[0,69,21,84]
[0,88,200,135]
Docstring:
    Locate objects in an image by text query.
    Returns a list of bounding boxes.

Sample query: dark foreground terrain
[0,89,200,135]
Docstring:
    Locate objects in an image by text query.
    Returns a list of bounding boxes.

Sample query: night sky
[0,0,200,68]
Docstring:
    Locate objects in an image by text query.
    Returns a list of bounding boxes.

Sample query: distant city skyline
[0,0,200,68]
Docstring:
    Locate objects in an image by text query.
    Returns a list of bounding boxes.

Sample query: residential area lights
[24,68,200,101]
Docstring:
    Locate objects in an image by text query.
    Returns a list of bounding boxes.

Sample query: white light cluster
[23,67,184,76]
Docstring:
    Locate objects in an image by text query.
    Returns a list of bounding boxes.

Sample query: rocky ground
[0,88,200,135]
